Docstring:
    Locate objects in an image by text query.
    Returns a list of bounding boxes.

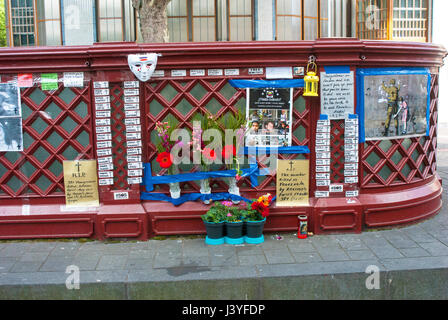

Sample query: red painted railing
[0,39,445,239]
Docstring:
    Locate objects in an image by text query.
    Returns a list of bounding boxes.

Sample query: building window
[356,0,389,40]
[97,0,124,42]
[356,0,430,42]
[36,0,62,46]
[275,0,329,40]
[10,0,36,46]
[167,0,189,42]
[227,0,253,41]
[192,0,216,41]
[392,0,428,42]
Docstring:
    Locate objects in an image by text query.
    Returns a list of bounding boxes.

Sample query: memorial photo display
[0,83,23,152]
[246,88,292,147]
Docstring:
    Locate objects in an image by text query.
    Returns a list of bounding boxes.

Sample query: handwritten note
[320,71,354,119]
[63,160,99,207]
[276,159,309,207]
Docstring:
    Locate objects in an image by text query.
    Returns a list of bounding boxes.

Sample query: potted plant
[242,194,273,244]
[222,201,245,245]
[201,204,226,245]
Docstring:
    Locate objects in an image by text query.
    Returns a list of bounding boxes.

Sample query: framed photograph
[245,88,293,148]
[0,83,21,117]
[357,68,430,142]
[0,118,23,152]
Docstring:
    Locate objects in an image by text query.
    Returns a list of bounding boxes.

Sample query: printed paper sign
[63,160,99,207]
[208,69,223,76]
[127,148,142,155]
[97,156,113,164]
[124,81,139,88]
[315,191,330,198]
[330,184,344,193]
[99,178,114,186]
[124,118,140,125]
[124,96,139,103]
[18,74,33,87]
[96,111,111,118]
[276,159,309,207]
[171,70,187,77]
[344,176,359,184]
[127,155,141,163]
[125,110,140,117]
[126,132,141,140]
[127,140,142,148]
[114,192,129,200]
[315,145,330,152]
[96,133,112,141]
[95,103,111,110]
[41,73,58,91]
[97,140,112,149]
[94,89,109,96]
[98,171,114,179]
[266,67,292,79]
[95,126,111,133]
[128,162,143,169]
[128,169,143,177]
[95,96,110,103]
[124,104,139,110]
[98,163,114,171]
[63,72,84,87]
[316,159,330,166]
[128,177,143,184]
[93,81,108,88]
[190,69,205,77]
[316,180,330,187]
[224,69,239,76]
[320,71,354,119]
[95,119,110,126]
[316,173,330,180]
[248,68,264,75]
[124,89,139,96]
[345,190,359,197]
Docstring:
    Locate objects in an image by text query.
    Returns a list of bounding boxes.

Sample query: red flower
[202,148,217,161]
[251,200,270,218]
[222,145,236,161]
[156,151,173,168]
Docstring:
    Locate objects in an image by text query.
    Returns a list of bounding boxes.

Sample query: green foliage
[201,203,226,223]
[241,201,264,221]
[225,206,243,222]
[0,1,6,47]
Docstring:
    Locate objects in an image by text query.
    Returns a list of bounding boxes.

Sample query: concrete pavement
[0,128,447,300]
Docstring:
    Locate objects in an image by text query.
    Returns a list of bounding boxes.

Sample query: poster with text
[0,83,23,152]
[320,71,354,119]
[276,159,309,207]
[246,88,292,148]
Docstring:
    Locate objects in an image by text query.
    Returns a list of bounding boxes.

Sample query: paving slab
[0,152,448,299]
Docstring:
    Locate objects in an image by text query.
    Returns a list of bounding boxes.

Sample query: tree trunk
[132,0,171,43]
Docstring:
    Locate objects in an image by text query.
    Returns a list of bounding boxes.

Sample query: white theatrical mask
[128,53,161,82]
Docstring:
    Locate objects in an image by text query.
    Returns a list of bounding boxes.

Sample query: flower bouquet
[242,193,273,244]
[155,118,181,199]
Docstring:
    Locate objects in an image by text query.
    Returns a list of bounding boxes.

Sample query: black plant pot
[204,221,225,245]
[225,221,244,244]
[244,218,266,244]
